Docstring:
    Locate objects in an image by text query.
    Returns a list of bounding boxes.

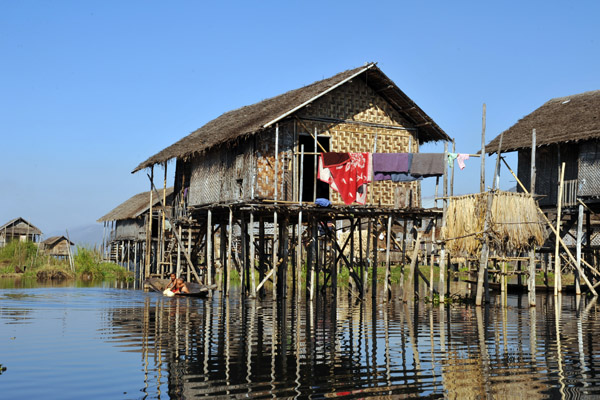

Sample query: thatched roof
[41,236,74,247]
[0,217,42,235]
[97,187,174,222]
[133,63,450,172]
[485,89,600,153]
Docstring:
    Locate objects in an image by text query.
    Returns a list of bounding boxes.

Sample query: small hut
[486,89,600,209]
[98,188,174,270]
[0,217,43,247]
[40,236,74,258]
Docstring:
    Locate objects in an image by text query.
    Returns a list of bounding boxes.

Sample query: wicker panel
[578,141,600,197]
[301,78,420,207]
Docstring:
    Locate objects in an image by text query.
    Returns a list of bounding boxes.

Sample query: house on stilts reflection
[131,63,451,300]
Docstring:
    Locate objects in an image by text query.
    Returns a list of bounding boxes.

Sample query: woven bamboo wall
[300,78,420,207]
[255,124,294,200]
[188,137,256,205]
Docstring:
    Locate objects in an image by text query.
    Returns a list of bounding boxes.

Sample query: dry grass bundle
[442,191,547,256]
[338,230,371,258]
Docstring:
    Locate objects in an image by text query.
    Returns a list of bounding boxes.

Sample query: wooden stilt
[476,130,502,306]
[241,214,248,296]
[259,217,265,298]
[249,212,256,298]
[187,226,192,282]
[272,210,279,300]
[440,141,449,302]
[403,230,422,303]
[176,225,182,278]
[281,216,289,299]
[372,217,378,298]
[383,215,392,302]
[226,208,233,297]
[145,166,154,279]
[555,162,565,295]
[296,210,303,301]
[207,210,213,288]
[309,218,316,301]
[576,203,583,295]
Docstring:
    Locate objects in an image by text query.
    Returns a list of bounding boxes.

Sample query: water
[1,280,599,399]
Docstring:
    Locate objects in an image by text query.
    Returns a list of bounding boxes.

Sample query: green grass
[0,241,132,282]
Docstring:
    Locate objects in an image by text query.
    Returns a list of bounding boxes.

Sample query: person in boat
[165,273,177,290]
[171,278,190,294]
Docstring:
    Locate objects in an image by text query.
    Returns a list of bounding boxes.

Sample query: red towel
[319,153,372,205]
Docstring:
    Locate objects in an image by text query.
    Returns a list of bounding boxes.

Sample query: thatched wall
[300,78,420,206]
[578,140,600,197]
[114,219,144,241]
[517,143,578,207]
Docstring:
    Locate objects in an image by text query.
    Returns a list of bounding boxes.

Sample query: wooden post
[296,210,303,300]
[226,208,233,296]
[161,162,167,274]
[207,209,213,288]
[281,216,289,299]
[554,162,565,295]
[176,225,182,278]
[450,138,455,196]
[476,131,502,306]
[145,166,154,279]
[309,218,316,301]
[249,212,256,298]
[576,203,583,295]
[372,218,378,298]
[528,128,537,307]
[272,210,279,300]
[313,127,318,202]
[259,217,265,297]
[480,104,486,193]
[383,215,392,302]
[440,141,449,302]
[187,226,192,282]
[403,231,422,303]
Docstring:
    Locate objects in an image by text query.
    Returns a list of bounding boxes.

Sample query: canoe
[144,278,217,298]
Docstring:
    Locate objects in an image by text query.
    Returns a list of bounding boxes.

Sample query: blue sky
[1,1,599,239]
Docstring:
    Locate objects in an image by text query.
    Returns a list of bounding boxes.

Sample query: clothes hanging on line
[372,153,411,181]
[457,153,470,170]
[318,152,372,205]
[447,152,458,167]
[410,153,446,177]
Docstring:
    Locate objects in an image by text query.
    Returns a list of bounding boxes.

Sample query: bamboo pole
[480,104,486,193]
[476,131,503,306]
[555,162,565,295]
[176,225,182,277]
[272,210,279,300]
[403,231,422,303]
[528,128,537,307]
[226,208,232,296]
[313,127,318,202]
[501,158,598,296]
[576,203,583,295]
[383,215,392,302]
[145,166,154,278]
[249,212,256,298]
[207,210,213,288]
[187,226,192,282]
[440,141,448,302]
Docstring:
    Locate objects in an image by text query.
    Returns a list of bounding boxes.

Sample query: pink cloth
[457,153,470,170]
[318,152,372,205]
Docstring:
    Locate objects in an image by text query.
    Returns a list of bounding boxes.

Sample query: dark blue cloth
[315,198,331,207]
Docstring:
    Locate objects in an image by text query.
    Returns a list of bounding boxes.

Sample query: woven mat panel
[578,142,600,196]
[306,78,410,127]
[190,151,224,205]
[255,127,293,200]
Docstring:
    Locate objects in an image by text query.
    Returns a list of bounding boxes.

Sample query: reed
[442,191,547,255]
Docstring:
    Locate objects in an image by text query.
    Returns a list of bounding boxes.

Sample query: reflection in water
[2,284,600,399]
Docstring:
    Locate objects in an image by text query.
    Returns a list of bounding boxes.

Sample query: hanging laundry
[410,153,446,177]
[372,153,411,181]
[447,152,458,167]
[457,153,470,170]
[390,172,422,182]
[318,152,372,205]
[322,152,350,168]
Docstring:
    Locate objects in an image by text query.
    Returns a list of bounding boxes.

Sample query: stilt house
[133,63,449,211]
[485,89,600,250]
[40,236,74,258]
[98,188,174,267]
[131,63,450,297]
[0,217,42,247]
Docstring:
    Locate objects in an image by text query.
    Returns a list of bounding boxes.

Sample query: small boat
[144,278,217,298]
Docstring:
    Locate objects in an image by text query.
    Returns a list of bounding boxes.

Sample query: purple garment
[372,153,412,181]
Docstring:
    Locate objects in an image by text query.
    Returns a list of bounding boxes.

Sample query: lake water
[1,279,599,399]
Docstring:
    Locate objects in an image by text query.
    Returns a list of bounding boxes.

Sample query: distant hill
[46,224,104,248]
